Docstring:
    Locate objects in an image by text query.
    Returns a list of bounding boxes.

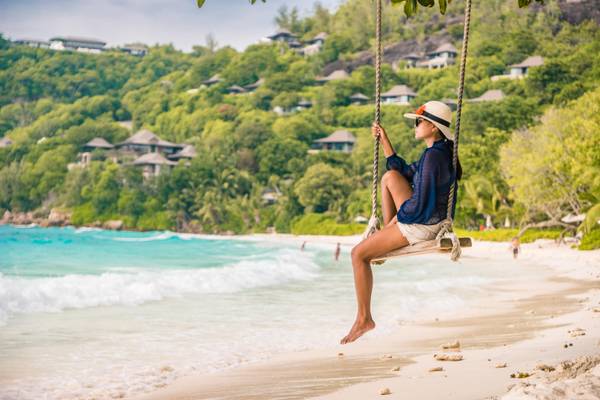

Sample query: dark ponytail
[444,139,462,181]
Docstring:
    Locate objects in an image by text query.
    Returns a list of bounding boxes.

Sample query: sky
[0,0,341,51]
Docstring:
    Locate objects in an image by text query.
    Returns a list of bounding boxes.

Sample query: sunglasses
[414,118,424,128]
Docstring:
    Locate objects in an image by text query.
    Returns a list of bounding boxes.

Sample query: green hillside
[0,0,598,243]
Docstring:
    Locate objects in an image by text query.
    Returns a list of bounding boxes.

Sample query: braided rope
[363,0,382,239]
[446,0,472,223]
[439,0,472,261]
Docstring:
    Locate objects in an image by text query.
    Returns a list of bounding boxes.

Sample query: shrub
[290,213,364,235]
[579,229,600,251]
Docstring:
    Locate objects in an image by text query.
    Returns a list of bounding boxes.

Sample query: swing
[366,0,473,262]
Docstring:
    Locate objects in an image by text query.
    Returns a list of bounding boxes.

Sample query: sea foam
[0,248,319,325]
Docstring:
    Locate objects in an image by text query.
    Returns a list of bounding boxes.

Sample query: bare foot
[340,319,376,344]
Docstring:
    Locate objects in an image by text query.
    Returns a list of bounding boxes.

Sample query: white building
[116,129,182,157]
[120,43,148,57]
[381,85,417,105]
[49,36,106,54]
[418,43,457,69]
[311,130,357,153]
[491,55,544,81]
[301,32,328,56]
[132,152,177,178]
[13,39,50,49]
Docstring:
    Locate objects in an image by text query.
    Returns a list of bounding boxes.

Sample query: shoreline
[131,242,600,400]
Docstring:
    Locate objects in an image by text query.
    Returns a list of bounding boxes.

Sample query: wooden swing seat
[372,237,472,263]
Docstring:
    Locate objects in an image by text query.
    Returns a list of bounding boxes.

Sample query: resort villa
[491,55,544,81]
[350,93,370,105]
[468,89,506,103]
[315,69,350,85]
[381,85,417,105]
[416,43,458,69]
[49,36,106,53]
[13,39,50,49]
[12,35,149,57]
[310,130,357,153]
[0,137,13,148]
[73,129,196,178]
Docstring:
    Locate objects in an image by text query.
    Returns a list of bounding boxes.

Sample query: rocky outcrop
[48,209,71,226]
[1,208,71,227]
[103,220,124,230]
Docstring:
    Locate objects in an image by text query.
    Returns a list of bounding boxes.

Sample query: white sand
[133,238,600,400]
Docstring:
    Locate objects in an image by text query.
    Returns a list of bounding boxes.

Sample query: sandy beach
[133,237,600,400]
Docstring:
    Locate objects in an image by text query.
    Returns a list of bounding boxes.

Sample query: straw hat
[404,101,453,140]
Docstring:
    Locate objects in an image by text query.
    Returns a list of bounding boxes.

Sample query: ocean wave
[74,226,103,234]
[110,231,211,242]
[11,223,38,229]
[0,249,320,325]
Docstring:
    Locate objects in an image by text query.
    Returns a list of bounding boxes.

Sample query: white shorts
[397,220,445,245]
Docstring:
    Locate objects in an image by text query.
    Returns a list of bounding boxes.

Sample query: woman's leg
[340,223,409,344]
[381,170,413,225]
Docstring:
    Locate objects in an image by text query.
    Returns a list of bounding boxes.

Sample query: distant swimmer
[510,237,520,259]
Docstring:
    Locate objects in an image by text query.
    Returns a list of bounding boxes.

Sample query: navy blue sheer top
[385,139,457,225]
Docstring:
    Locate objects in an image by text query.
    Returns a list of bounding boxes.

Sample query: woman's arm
[373,123,418,182]
[372,123,395,158]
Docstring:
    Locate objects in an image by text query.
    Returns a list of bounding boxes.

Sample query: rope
[446,0,472,222]
[363,0,382,240]
[437,0,472,261]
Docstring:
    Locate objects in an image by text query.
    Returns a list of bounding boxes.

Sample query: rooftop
[170,145,197,160]
[119,129,181,148]
[317,69,350,82]
[428,43,458,55]
[350,93,369,101]
[133,152,177,166]
[314,130,357,144]
[381,85,417,98]
[49,36,106,46]
[84,137,114,149]
[510,55,544,69]
[469,89,506,102]
[203,74,222,84]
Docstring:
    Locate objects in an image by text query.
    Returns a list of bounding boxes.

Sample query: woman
[340,100,462,344]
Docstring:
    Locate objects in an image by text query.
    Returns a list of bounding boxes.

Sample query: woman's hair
[443,138,463,181]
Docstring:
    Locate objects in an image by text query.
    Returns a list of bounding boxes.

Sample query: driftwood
[517,219,577,240]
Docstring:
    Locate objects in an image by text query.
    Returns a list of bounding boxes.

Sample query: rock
[48,208,71,226]
[1,210,11,224]
[510,372,532,379]
[536,364,555,372]
[160,365,173,373]
[391,366,401,372]
[379,387,391,395]
[381,354,393,359]
[337,352,344,357]
[429,367,444,372]
[103,220,123,230]
[441,340,461,350]
[434,354,463,362]
[569,328,586,337]
[12,212,33,225]
[496,363,507,368]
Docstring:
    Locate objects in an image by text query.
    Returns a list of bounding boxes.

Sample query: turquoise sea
[0,225,532,399]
